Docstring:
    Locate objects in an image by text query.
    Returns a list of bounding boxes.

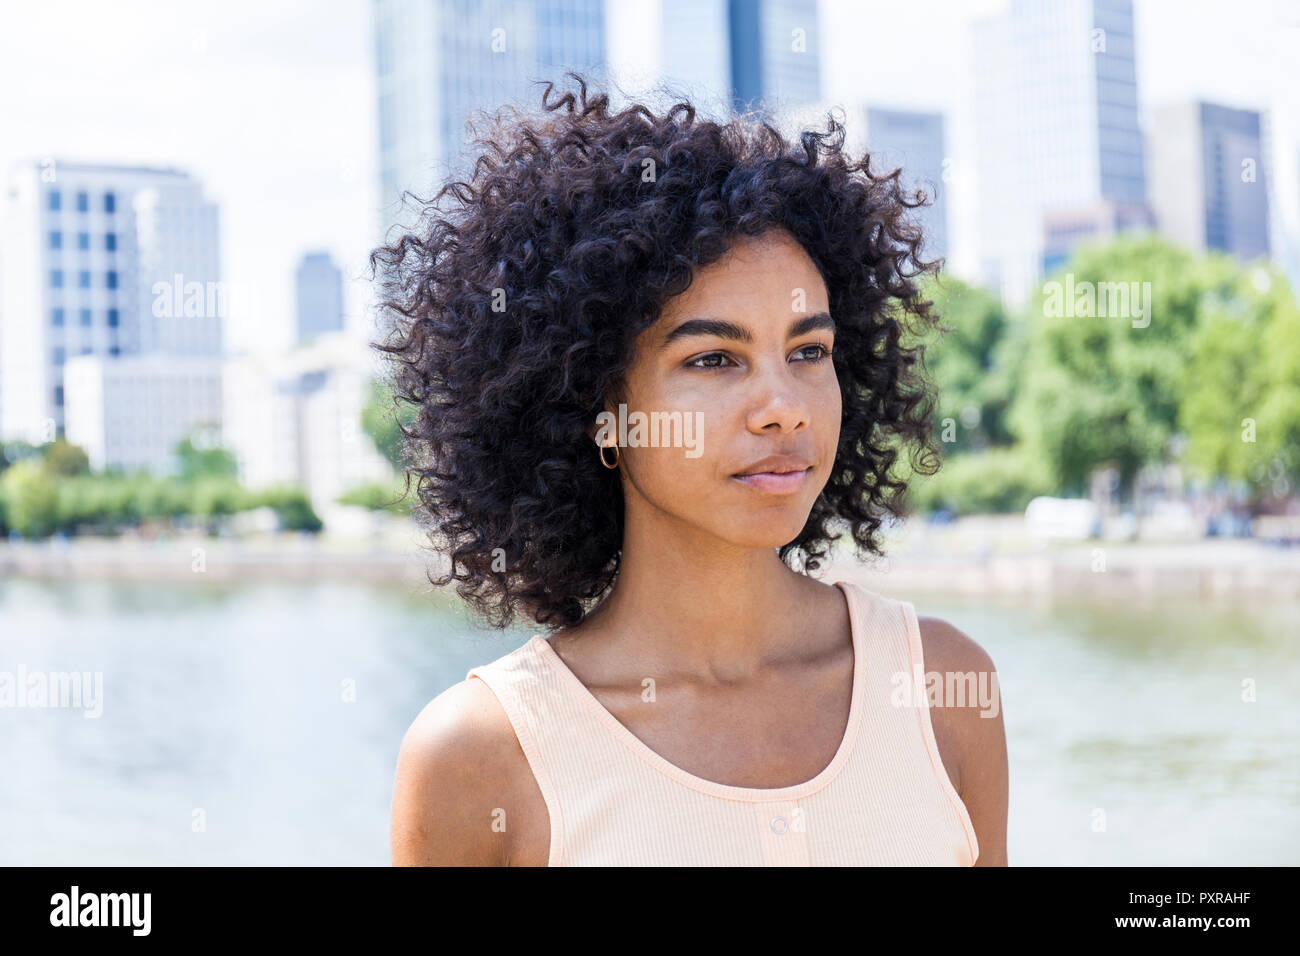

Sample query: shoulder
[912,614,1002,770]
[914,613,997,676]
[390,674,549,866]
[914,612,1009,867]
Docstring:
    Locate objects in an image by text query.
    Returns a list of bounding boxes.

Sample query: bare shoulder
[915,614,998,676]
[915,613,1009,867]
[390,675,549,866]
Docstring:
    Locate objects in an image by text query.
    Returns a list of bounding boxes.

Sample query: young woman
[378,74,1008,866]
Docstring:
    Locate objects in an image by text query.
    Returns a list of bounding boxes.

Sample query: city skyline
[3,0,1295,359]
[0,0,1294,358]
[0,160,222,458]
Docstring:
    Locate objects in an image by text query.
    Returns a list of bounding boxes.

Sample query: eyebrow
[657,311,835,351]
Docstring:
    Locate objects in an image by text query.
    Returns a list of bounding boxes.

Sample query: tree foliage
[919,276,1021,453]
[360,377,413,468]
[911,235,1300,510]
[175,436,239,481]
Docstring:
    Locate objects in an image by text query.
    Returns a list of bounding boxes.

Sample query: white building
[969,0,1150,304]
[1262,102,1300,299]
[132,183,222,356]
[223,331,392,509]
[295,250,345,345]
[0,159,221,461]
[375,0,608,236]
[657,0,820,119]
[1150,101,1271,262]
[778,98,951,268]
[63,354,222,474]
[864,107,949,263]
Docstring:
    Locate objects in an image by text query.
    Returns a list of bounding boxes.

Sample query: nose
[743,358,811,434]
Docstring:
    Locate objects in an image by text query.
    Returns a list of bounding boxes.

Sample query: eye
[685,351,737,369]
[791,343,832,362]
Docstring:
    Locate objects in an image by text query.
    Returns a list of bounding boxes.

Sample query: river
[1,576,1296,864]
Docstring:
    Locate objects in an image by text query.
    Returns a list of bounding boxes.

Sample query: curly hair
[370,71,944,632]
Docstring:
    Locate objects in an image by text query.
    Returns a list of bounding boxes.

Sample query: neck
[579,496,825,682]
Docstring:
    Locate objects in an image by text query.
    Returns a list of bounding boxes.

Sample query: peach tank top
[464,580,979,866]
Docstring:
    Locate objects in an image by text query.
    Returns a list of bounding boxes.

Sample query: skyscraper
[0,160,221,447]
[970,0,1150,302]
[659,0,820,120]
[373,0,825,243]
[374,0,608,237]
[295,251,345,345]
[1150,101,1271,262]
[864,107,948,263]
[1262,106,1300,298]
[1260,24,1300,299]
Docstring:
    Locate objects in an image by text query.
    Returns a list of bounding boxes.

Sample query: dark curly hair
[370,71,944,632]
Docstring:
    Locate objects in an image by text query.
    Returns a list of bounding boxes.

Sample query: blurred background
[0,0,1297,865]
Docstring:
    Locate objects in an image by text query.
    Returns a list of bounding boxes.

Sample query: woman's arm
[390,678,544,866]
[918,616,1010,866]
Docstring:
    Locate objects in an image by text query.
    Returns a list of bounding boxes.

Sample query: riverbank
[0,530,431,585]
[827,539,1300,600]
[827,514,1300,599]
[2,514,1297,597]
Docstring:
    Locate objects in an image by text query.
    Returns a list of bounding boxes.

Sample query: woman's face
[598,228,842,550]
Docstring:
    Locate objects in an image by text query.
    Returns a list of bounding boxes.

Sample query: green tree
[1008,235,1237,497]
[920,276,1020,452]
[1250,280,1300,489]
[2,459,59,537]
[361,377,414,468]
[189,476,250,533]
[255,485,324,532]
[175,435,239,481]
[337,477,412,515]
[0,440,41,472]
[1178,264,1293,484]
[908,446,1055,514]
[41,438,91,477]
[131,475,193,522]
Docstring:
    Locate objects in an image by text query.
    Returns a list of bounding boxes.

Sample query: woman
[378,73,1008,866]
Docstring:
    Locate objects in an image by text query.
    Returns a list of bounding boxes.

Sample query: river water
[1,576,1296,865]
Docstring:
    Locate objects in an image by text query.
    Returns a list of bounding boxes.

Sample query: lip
[731,468,812,495]
[730,454,814,495]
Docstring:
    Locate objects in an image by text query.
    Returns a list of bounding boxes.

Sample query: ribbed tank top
[464,580,980,866]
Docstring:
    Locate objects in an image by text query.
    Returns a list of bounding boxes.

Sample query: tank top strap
[464,638,592,866]
[839,580,912,702]
[837,580,981,865]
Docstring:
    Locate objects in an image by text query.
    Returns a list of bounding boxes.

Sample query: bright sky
[0,0,374,355]
[0,0,1294,354]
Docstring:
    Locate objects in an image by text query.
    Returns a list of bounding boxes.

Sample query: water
[917,590,1300,865]
[0,577,522,866]
[1,577,1296,865]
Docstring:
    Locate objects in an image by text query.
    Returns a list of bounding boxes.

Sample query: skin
[391,228,1009,866]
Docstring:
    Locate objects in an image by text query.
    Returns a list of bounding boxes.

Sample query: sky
[0,0,375,355]
[0,0,1295,354]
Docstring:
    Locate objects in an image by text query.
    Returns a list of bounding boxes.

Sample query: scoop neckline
[529,579,867,803]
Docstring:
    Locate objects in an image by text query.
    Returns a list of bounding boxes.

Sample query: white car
[1024,496,1101,541]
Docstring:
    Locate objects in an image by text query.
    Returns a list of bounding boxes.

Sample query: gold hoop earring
[599,442,620,469]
